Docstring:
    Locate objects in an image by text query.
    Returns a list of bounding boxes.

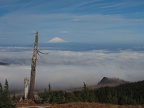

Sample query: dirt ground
[16,102,144,108]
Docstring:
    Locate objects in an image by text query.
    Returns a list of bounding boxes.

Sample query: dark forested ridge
[39,80,144,105]
[0,61,9,66]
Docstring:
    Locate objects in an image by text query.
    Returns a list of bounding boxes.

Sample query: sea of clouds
[0,47,144,91]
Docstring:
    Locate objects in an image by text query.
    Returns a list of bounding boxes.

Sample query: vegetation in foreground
[1,79,144,108]
[0,79,15,108]
[16,102,144,108]
[39,80,144,105]
[51,102,144,108]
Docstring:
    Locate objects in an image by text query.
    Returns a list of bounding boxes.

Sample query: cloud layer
[0,47,144,91]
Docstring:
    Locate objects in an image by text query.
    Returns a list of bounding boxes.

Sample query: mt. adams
[48,37,66,43]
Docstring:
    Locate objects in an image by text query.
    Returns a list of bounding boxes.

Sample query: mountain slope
[97,77,128,87]
[65,77,128,92]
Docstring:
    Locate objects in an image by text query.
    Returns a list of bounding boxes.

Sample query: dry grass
[16,102,144,108]
[16,100,50,107]
[51,102,144,108]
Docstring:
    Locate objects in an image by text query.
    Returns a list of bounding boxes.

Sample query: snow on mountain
[48,37,66,43]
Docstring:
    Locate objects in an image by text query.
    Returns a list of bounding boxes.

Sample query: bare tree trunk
[28,31,38,100]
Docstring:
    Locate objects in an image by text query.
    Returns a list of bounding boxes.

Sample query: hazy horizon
[0,43,144,91]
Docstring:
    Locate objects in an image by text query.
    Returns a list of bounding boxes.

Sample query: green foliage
[0,80,16,108]
[48,83,51,93]
[39,80,144,105]
[95,80,144,105]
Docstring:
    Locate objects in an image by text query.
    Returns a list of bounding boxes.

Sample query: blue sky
[0,0,144,44]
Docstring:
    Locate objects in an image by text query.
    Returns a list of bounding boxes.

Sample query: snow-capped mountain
[48,37,66,43]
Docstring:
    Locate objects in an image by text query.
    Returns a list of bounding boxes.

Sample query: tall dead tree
[28,31,38,100]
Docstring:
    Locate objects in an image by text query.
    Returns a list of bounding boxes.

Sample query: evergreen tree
[83,82,90,102]
[0,82,3,105]
[0,80,15,108]
[48,83,51,93]
[39,80,144,105]
[83,82,87,91]
[0,82,2,93]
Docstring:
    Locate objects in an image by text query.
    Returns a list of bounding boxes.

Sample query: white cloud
[0,47,144,91]
[0,12,144,43]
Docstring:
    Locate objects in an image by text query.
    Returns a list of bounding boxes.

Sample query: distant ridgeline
[38,42,144,51]
[0,62,9,66]
[97,77,128,87]
[1,42,144,51]
[39,80,144,105]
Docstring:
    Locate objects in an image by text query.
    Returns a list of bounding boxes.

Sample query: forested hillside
[39,80,144,105]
